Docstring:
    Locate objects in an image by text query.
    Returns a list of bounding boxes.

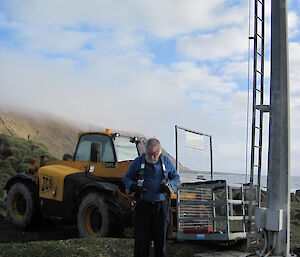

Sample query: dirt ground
[0,217,252,257]
[0,238,251,257]
[0,217,299,257]
[0,217,78,243]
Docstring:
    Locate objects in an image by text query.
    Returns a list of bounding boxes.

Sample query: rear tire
[6,182,37,228]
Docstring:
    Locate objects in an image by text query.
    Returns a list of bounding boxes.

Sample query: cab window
[74,134,115,162]
[114,136,139,162]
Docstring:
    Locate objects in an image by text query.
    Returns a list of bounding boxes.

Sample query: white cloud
[0,0,299,177]
[288,11,299,38]
[221,61,248,79]
[1,0,246,39]
[0,12,18,29]
[176,26,248,61]
[25,27,97,53]
[0,47,250,173]
[290,42,300,97]
[289,41,300,176]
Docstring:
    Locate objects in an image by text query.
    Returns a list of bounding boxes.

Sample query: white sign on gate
[185,131,204,150]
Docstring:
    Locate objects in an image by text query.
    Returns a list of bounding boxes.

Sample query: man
[124,138,180,257]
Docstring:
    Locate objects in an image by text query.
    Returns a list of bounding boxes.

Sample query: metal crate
[177,180,251,241]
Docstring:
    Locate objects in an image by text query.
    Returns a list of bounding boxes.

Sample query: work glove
[130,183,138,193]
[159,182,172,194]
[130,183,147,193]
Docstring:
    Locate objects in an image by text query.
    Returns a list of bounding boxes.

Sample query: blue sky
[0,0,300,176]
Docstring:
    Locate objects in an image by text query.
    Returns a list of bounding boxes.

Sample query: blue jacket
[124,154,180,202]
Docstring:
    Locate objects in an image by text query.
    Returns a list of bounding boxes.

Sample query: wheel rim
[83,204,102,237]
[11,193,27,221]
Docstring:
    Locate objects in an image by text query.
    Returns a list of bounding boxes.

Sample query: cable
[262,231,277,257]
[264,232,277,257]
[255,229,268,257]
[246,229,271,257]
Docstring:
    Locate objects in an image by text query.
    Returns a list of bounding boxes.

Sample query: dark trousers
[133,200,169,257]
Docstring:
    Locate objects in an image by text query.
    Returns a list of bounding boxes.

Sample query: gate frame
[175,125,250,241]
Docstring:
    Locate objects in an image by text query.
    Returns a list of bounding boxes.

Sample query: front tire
[77,193,110,238]
[77,192,126,238]
[6,182,36,228]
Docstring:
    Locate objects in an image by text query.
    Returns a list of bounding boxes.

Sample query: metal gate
[175,125,213,182]
[175,126,250,241]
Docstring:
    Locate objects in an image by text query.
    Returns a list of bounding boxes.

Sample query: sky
[0,0,300,177]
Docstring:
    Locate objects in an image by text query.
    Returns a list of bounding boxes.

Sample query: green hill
[0,111,79,159]
[0,133,55,218]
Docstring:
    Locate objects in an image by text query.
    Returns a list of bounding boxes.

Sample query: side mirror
[63,153,73,161]
[90,142,102,163]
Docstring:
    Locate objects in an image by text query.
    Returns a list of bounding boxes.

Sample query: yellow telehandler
[4,129,149,237]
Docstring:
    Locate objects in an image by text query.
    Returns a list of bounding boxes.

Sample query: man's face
[145,146,160,164]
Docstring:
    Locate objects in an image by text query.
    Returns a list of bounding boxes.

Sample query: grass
[0,133,55,218]
[0,238,134,257]
[0,238,249,257]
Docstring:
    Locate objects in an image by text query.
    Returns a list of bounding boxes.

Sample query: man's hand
[130,183,147,193]
[159,182,172,194]
[130,182,138,193]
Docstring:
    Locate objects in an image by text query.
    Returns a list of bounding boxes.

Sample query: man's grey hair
[145,138,162,153]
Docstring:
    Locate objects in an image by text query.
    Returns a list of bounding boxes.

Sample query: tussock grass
[0,133,55,218]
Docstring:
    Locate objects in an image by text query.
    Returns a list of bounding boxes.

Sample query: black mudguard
[40,173,121,220]
[4,173,37,191]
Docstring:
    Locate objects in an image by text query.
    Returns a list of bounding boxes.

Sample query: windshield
[114,136,139,162]
[74,134,115,162]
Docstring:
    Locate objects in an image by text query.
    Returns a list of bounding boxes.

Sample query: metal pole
[267,0,290,255]
[209,136,216,231]
[225,183,230,238]
[210,136,214,181]
[175,125,179,172]
[175,126,181,240]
